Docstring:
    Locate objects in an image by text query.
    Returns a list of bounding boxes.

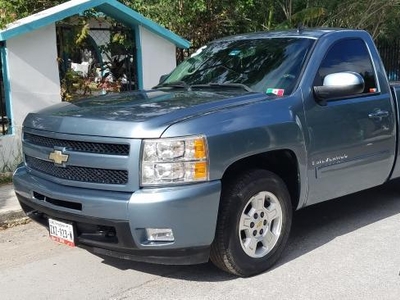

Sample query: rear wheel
[210,169,292,277]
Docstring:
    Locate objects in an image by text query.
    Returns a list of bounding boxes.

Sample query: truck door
[304,38,396,205]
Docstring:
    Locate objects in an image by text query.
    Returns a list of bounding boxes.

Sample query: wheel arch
[221,149,301,210]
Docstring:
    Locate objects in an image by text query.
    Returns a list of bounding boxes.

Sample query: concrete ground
[0,183,26,227]
[1,181,400,299]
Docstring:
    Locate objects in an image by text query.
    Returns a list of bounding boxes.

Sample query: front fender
[162,94,309,209]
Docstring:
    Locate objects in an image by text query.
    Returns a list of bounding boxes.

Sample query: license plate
[48,218,75,247]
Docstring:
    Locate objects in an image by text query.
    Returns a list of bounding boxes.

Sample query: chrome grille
[25,156,128,185]
[24,132,129,155]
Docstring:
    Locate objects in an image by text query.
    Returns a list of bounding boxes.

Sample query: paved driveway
[1,180,400,299]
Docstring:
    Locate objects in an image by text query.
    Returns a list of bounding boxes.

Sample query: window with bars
[0,43,10,135]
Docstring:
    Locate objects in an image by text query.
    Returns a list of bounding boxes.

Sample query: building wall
[139,26,177,89]
[0,24,61,171]
[7,24,61,126]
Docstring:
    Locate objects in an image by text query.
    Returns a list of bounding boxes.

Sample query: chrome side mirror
[313,72,365,104]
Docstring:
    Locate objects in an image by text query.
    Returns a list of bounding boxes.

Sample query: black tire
[210,169,292,277]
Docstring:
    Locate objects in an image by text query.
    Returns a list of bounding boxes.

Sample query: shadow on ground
[98,179,400,282]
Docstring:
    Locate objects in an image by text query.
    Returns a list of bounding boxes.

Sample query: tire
[210,169,292,277]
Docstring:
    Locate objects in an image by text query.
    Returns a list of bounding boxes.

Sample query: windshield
[162,37,315,95]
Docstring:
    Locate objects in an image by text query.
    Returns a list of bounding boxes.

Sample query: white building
[0,0,190,172]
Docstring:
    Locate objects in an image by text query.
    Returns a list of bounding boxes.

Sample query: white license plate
[48,218,75,247]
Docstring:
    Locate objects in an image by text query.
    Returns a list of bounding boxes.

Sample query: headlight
[141,135,209,186]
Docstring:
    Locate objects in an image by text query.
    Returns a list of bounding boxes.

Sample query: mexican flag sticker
[266,88,285,96]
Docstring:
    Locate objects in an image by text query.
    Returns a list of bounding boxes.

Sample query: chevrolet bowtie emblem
[49,150,69,165]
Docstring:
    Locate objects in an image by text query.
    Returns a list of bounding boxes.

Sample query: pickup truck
[13,28,400,277]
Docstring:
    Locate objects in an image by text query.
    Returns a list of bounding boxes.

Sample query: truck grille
[24,133,130,155]
[25,156,128,185]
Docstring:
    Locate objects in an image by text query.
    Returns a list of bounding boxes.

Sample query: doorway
[57,18,137,101]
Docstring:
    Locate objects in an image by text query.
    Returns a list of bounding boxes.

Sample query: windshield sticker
[266,88,285,96]
[229,50,241,56]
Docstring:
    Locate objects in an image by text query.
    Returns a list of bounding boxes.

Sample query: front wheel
[210,169,292,277]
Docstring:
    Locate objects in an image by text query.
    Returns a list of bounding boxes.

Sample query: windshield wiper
[190,83,253,92]
[153,81,190,90]
[154,81,253,93]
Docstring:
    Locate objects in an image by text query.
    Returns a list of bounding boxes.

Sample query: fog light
[145,228,175,242]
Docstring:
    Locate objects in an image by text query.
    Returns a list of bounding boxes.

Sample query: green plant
[60,68,93,101]
[0,172,12,185]
[0,128,23,177]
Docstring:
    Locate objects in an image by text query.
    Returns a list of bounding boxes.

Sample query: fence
[376,40,400,81]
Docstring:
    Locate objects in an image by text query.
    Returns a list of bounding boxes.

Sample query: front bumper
[13,166,221,265]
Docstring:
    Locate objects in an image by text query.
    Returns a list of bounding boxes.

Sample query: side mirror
[313,72,365,104]
[159,74,169,84]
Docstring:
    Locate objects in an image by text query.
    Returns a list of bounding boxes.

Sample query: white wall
[0,24,61,171]
[7,24,61,126]
[139,26,177,89]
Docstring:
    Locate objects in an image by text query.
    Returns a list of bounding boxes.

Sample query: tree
[0,0,68,28]
[324,0,400,39]
[2,0,400,44]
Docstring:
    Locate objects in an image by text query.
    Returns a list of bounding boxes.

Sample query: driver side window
[315,38,377,94]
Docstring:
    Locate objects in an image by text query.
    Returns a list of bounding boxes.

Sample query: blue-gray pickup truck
[13,28,400,277]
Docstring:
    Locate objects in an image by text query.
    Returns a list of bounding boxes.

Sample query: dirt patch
[0,215,30,230]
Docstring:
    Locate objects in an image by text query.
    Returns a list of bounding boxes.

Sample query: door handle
[368,110,389,120]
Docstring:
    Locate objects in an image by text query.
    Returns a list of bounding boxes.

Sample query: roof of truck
[213,28,364,42]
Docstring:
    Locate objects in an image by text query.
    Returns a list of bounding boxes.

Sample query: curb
[0,210,29,230]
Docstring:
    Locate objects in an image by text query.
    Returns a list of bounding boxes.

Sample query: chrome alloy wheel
[238,191,283,258]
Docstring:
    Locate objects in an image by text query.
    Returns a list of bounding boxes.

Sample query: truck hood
[23,89,270,138]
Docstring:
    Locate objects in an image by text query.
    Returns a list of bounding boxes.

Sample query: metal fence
[376,40,400,81]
